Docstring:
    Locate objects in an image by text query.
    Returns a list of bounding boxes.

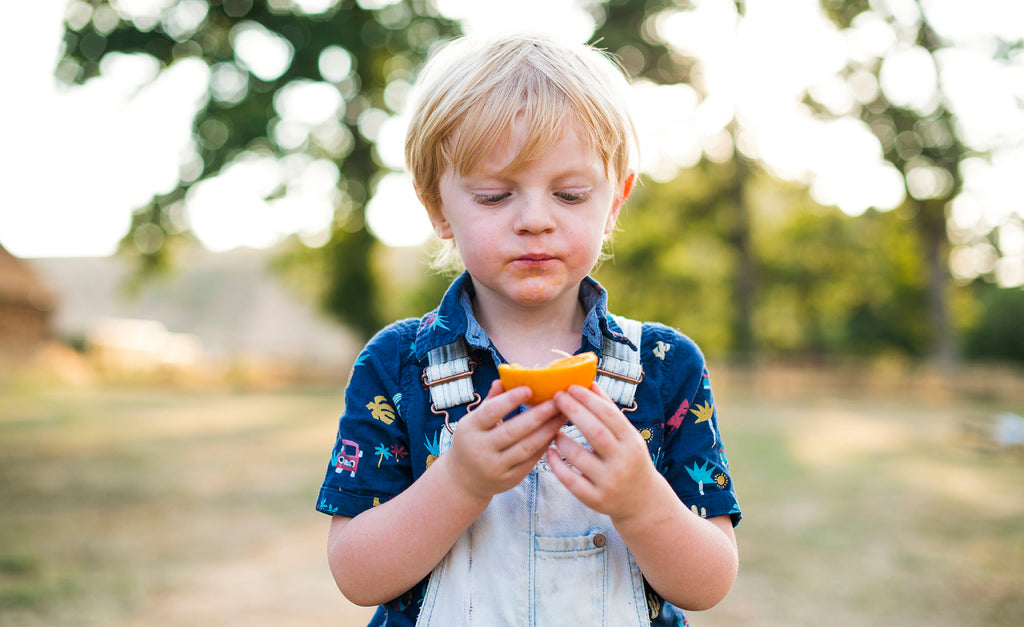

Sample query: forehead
[464,117,601,178]
[449,104,606,181]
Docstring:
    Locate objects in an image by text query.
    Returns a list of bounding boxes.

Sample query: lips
[515,252,556,262]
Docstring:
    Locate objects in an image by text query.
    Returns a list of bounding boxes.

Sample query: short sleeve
[316,324,415,518]
[653,328,741,527]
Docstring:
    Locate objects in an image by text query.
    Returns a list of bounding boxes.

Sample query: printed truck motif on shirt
[334,439,363,477]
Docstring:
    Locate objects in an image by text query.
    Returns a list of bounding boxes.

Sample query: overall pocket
[534,530,608,626]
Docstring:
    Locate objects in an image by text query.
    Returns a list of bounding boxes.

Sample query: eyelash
[473,193,510,205]
[472,191,590,205]
[556,191,589,204]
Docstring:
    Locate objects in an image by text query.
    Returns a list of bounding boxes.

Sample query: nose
[513,193,556,234]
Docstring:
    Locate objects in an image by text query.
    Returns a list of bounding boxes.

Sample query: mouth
[515,252,557,262]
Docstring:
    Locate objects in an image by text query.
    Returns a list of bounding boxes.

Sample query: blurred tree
[598,161,946,360]
[813,0,1024,367]
[58,0,745,342]
[595,161,737,354]
[752,180,931,358]
[962,282,1024,364]
[58,0,458,337]
[593,0,760,362]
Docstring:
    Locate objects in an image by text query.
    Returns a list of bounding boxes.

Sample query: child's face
[429,118,632,310]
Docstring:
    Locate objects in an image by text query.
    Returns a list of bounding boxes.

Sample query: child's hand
[547,383,661,523]
[441,379,567,503]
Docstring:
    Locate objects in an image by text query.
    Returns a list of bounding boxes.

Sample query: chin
[514,276,568,303]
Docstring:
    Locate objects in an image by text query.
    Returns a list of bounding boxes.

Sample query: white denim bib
[417,425,651,626]
[417,317,649,626]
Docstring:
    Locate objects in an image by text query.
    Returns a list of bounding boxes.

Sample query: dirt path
[119,517,375,627]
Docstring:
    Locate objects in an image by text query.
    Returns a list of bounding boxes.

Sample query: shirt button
[593,533,606,548]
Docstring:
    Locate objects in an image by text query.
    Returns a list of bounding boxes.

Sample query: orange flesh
[498,352,598,404]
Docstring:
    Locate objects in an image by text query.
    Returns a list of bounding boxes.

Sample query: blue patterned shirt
[316,271,740,625]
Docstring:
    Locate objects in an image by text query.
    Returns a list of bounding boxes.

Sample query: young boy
[316,35,740,626]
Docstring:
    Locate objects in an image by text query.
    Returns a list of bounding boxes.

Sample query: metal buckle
[431,393,482,433]
[595,367,644,385]
[421,361,476,388]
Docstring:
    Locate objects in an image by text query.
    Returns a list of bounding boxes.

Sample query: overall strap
[422,338,480,432]
[423,338,477,411]
[595,315,644,410]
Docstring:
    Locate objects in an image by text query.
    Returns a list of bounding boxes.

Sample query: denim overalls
[417,317,651,626]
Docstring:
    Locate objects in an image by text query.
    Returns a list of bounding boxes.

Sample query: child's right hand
[439,379,567,502]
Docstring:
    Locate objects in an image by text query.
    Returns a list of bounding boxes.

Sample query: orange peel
[498,351,598,404]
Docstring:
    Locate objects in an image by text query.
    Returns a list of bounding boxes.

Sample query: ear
[430,212,454,239]
[605,172,635,234]
[416,185,453,239]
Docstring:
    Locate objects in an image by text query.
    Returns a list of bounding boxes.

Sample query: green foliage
[321,224,379,337]
[58,0,459,337]
[598,167,974,360]
[55,0,1021,366]
[962,283,1024,363]
[755,200,931,357]
[596,163,736,353]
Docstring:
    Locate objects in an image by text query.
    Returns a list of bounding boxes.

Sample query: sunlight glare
[434,0,596,41]
[879,45,940,115]
[231,21,294,82]
[274,80,344,127]
[185,152,339,251]
[365,173,434,247]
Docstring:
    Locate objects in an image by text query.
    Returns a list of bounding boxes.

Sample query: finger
[493,400,561,450]
[465,381,532,430]
[574,383,632,436]
[550,429,600,477]
[496,414,567,469]
[546,447,600,507]
[554,388,619,456]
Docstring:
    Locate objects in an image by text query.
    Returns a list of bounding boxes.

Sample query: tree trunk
[916,199,957,368]
[727,147,757,364]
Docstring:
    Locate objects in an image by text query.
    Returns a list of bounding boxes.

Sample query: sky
[2,0,1022,284]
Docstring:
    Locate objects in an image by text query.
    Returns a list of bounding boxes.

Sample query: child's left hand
[546,383,661,523]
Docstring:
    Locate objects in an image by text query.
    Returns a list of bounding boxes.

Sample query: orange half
[498,351,598,405]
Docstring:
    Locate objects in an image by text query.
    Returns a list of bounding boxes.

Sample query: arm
[548,384,738,610]
[328,381,567,606]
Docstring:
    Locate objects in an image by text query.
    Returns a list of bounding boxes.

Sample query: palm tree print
[390,444,407,461]
[374,443,392,468]
[424,431,441,468]
[689,400,717,447]
[685,461,715,496]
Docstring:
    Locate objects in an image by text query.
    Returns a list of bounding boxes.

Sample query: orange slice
[498,351,598,404]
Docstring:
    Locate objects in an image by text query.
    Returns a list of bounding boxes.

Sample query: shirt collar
[413,271,634,360]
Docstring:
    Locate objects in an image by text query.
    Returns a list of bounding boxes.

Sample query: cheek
[565,224,608,260]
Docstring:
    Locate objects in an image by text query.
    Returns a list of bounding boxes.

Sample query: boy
[316,34,740,626]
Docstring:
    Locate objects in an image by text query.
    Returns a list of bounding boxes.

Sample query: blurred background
[1,0,1022,625]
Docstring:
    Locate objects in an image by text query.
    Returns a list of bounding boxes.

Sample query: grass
[0,373,1022,626]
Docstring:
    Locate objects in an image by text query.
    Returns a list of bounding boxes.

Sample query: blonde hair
[404,35,639,271]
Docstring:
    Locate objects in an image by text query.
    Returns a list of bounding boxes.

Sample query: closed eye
[473,192,511,206]
[556,191,590,204]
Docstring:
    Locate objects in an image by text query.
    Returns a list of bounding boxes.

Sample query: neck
[471,281,586,367]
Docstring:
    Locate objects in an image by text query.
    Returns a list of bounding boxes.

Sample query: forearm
[327,455,490,606]
[613,476,738,611]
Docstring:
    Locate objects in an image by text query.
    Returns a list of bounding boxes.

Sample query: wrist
[610,469,679,531]
[433,452,493,510]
